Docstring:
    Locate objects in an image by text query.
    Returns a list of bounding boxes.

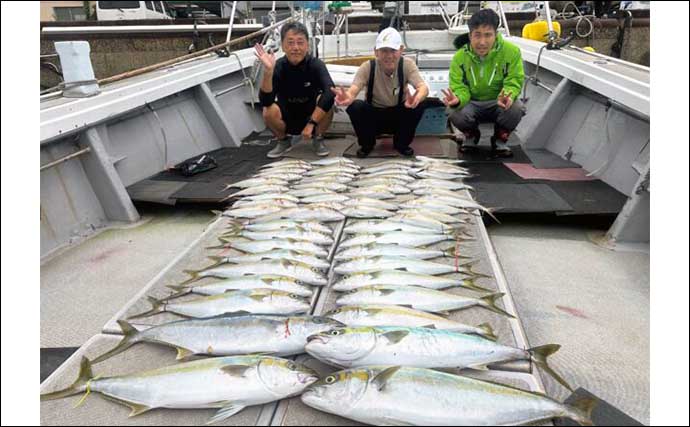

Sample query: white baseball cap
[375,27,403,50]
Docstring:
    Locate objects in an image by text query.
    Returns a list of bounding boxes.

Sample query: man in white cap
[332,27,429,158]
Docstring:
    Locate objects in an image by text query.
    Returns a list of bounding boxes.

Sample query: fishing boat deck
[40,152,649,425]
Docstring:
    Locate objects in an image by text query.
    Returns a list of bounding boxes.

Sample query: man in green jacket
[441,9,525,157]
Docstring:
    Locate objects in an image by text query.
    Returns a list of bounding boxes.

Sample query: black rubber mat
[525,148,580,169]
[548,181,627,215]
[464,163,524,183]
[148,144,275,183]
[460,153,626,216]
[555,387,644,426]
[473,183,573,213]
[41,347,79,383]
[169,181,234,202]
[457,144,532,163]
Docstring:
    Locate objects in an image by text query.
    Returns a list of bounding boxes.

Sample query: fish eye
[330,308,341,314]
[330,330,342,336]
[289,294,300,299]
[325,375,336,384]
[287,361,297,370]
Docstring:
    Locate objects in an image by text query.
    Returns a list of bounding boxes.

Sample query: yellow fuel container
[522,20,562,42]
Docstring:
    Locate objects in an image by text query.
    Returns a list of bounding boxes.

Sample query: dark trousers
[449,99,525,133]
[346,100,426,152]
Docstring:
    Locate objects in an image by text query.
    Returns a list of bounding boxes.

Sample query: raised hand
[254,43,276,71]
[404,85,420,109]
[441,88,460,107]
[497,89,513,110]
[331,86,354,107]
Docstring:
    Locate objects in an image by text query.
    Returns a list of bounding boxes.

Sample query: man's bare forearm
[261,68,274,93]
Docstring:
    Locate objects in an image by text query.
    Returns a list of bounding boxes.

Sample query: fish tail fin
[40,356,94,401]
[483,207,501,224]
[529,344,574,392]
[475,322,497,341]
[565,393,597,426]
[127,296,165,320]
[457,260,493,279]
[180,270,203,286]
[218,193,235,203]
[479,293,515,318]
[442,246,472,260]
[459,278,494,293]
[205,242,230,250]
[91,321,141,364]
[162,285,193,301]
[202,255,228,270]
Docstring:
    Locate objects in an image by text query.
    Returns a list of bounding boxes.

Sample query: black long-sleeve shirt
[259,54,335,112]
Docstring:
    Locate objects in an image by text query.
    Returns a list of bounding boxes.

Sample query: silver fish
[346,188,396,200]
[408,179,475,191]
[348,198,399,211]
[332,271,489,292]
[255,206,345,222]
[42,355,319,425]
[182,259,327,286]
[227,219,333,235]
[300,193,351,204]
[338,232,457,249]
[222,178,289,191]
[231,185,289,197]
[128,289,311,319]
[343,220,456,235]
[301,366,592,426]
[209,238,329,257]
[205,250,331,270]
[334,257,479,276]
[236,193,300,203]
[334,244,466,261]
[292,182,349,192]
[226,229,334,246]
[311,157,357,166]
[341,206,395,219]
[336,286,512,317]
[304,326,572,391]
[91,315,345,363]
[223,202,297,219]
[324,304,495,337]
[167,275,314,298]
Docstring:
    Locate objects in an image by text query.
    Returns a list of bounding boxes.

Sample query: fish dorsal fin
[249,292,268,301]
[420,324,437,329]
[175,346,195,360]
[371,366,401,392]
[220,365,252,378]
[207,402,246,424]
[378,289,396,296]
[380,330,409,345]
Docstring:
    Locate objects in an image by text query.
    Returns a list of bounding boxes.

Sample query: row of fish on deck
[42,157,594,425]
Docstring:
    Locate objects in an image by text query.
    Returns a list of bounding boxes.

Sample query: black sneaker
[356,147,372,158]
[397,147,414,157]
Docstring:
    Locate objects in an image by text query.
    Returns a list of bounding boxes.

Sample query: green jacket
[449,33,525,108]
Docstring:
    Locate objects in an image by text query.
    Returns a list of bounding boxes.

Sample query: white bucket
[54,41,100,98]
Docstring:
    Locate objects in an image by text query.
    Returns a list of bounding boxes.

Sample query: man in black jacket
[255,22,335,158]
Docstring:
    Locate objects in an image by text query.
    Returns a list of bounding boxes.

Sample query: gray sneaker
[266,137,293,158]
[312,136,330,157]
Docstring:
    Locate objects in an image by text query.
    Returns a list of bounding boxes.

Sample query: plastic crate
[415,106,448,135]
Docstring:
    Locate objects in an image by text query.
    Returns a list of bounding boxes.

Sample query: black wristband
[308,118,319,127]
